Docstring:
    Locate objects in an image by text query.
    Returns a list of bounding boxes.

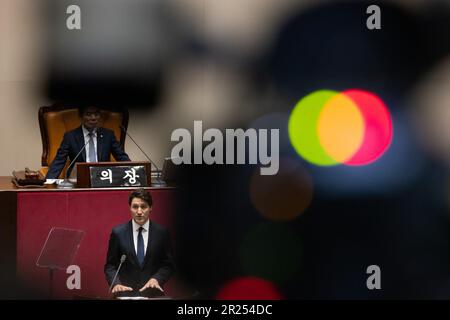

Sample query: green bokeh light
[288,90,339,166]
[239,223,302,285]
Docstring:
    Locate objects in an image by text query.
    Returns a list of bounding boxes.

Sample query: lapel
[126,221,141,268]
[96,128,104,161]
[74,126,86,162]
[143,221,154,268]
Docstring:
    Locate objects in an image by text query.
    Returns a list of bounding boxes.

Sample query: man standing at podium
[46,106,131,179]
[104,189,175,296]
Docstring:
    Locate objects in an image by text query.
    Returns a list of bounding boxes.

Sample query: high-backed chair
[39,105,129,178]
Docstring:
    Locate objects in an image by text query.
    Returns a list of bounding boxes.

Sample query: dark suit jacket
[104,220,175,293]
[46,126,130,179]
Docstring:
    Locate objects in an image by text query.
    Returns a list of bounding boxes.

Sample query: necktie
[137,227,145,267]
[88,132,97,162]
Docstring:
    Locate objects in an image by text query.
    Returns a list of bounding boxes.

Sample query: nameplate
[89,166,147,188]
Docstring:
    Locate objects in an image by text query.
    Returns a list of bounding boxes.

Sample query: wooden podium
[76,161,151,188]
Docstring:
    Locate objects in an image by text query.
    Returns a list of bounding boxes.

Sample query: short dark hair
[128,188,153,207]
[78,106,101,117]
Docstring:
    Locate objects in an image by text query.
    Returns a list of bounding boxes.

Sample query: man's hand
[139,278,164,292]
[112,284,133,294]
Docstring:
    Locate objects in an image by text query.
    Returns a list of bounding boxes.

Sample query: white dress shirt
[82,125,98,162]
[132,219,149,255]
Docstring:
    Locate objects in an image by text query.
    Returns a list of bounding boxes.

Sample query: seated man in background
[46,106,131,179]
[105,188,175,297]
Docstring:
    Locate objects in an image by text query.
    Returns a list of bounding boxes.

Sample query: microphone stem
[109,261,124,293]
[64,135,92,180]
[122,128,164,184]
[126,133,160,173]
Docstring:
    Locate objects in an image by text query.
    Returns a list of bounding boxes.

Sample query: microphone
[119,125,164,185]
[57,133,94,189]
[109,254,127,294]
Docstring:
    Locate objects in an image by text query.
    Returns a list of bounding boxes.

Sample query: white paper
[44,179,63,185]
[116,296,149,300]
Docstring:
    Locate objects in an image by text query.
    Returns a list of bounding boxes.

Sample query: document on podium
[116,296,150,300]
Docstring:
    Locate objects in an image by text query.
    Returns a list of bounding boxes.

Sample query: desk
[0,177,177,299]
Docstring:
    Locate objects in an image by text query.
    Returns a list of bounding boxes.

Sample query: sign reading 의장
[89,166,147,188]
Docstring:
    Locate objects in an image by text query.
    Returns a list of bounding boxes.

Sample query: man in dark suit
[104,189,175,297]
[45,106,131,179]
